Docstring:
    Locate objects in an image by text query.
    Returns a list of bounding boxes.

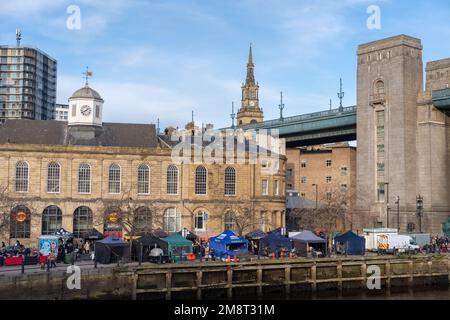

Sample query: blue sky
[1,0,450,129]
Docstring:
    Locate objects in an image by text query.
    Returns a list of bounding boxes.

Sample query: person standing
[84,241,90,254]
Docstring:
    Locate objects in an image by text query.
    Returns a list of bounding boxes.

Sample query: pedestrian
[210,248,215,261]
[1,242,5,248]
[49,251,57,268]
[84,241,90,254]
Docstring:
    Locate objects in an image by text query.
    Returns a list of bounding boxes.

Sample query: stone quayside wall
[0,256,449,300]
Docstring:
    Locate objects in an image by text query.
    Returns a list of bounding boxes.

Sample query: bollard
[94,259,97,269]
[47,260,50,272]
[21,258,25,275]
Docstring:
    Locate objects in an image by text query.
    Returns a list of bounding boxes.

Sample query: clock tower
[68,83,104,127]
[237,45,264,125]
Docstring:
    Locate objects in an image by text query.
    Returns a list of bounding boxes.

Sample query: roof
[162,233,193,246]
[260,232,291,245]
[246,229,268,240]
[210,230,248,244]
[290,230,326,243]
[286,195,320,210]
[97,236,128,246]
[334,231,364,242]
[0,119,159,149]
[70,85,104,101]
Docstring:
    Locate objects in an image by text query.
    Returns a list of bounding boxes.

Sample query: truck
[363,228,398,251]
[376,234,420,254]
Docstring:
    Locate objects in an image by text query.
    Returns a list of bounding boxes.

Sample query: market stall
[161,233,193,262]
[54,228,73,241]
[334,231,366,256]
[290,230,327,258]
[245,229,268,254]
[94,236,130,264]
[151,228,169,238]
[131,234,168,262]
[259,232,292,256]
[209,230,248,261]
[82,228,105,241]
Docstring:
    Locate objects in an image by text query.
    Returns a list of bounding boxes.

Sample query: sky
[1,0,450,129]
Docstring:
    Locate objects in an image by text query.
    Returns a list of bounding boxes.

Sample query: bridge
[238,105,357,147]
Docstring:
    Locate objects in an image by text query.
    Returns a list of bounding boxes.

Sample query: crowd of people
[423,236,450,254]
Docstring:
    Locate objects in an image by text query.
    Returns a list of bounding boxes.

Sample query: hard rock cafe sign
[14,211,28,223]
[108,212,120,223]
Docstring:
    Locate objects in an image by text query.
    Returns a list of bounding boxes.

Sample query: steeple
[246,44,255,85]
[237,44,264,126]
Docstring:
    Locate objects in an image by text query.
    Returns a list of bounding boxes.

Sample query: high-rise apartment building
[0,32,57,123]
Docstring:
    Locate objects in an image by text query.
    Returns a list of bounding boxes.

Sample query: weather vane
[279,91,285,121]
[82,66,93,86]
[337,78,345,112]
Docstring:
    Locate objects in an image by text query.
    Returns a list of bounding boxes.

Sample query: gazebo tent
[94,236,130,264]
[246,229,268,240]
[334,231,366,256]
[131,235,168,261]
[161,233,193,262]
[54,228,73,240]
[290,230,327,257]
[209,230,248,259]
[151,229,169,238]
[178,229,198,242]
[259,232,292,255]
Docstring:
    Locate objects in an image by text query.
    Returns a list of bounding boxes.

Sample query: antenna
[191,110,194,123]
[329,99,332,111]
[157,118,160,134]
[231,101,236,129]
[279,91,285,121]
[16,28,22,47]
[337,78,345,112]
[82,66,93,86]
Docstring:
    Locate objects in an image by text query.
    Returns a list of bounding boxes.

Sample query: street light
[416,195,424,233]
[385,182,390,228]
[312,184,318,209]
[395,196,400,231]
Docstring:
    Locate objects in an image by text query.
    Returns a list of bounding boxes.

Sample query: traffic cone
[233,255,237,262]
[227,255,231,263]
[272,252,276,259]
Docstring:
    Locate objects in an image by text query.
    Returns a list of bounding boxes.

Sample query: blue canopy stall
[209,230,248,261]
[259,232,292,256]
[334,231,366,256]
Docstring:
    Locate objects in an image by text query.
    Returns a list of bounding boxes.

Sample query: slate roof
[0,119,159,148]
[70,85,104,101]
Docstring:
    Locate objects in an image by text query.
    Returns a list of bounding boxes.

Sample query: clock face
[80,105,91,116]
[250,101,255,107]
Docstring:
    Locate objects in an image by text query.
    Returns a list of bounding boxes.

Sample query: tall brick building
[355,35,450,234]
[0,82,286,246]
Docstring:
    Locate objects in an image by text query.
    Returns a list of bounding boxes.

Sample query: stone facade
[355,35,450,234]
[0,143,286,246]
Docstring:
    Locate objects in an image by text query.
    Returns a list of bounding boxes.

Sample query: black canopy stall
[94,236,130,264]
[131,235,168,262]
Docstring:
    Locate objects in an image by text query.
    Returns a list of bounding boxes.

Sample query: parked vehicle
[376,234,419,254]
[400,233,431,248]
[363,228,398,251]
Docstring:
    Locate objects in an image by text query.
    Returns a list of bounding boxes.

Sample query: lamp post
[395,196,400,231]
[312,184,318,209]
[416,195,424,233]
[385,182,390,228]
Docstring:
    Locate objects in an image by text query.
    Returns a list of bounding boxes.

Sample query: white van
[377,234,419,254]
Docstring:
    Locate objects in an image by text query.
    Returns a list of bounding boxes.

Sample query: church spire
[246,44,255,85]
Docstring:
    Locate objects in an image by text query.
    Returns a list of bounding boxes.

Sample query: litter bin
[64,254,72,264]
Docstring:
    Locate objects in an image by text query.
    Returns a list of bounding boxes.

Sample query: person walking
[84,241,90,254]
[49,251,57,268]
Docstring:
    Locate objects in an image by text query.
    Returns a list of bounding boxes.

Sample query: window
[301,161,307,168]
[261,160,269,169]
[41,206,62,235]
[47,162,60,193]
[326,176,332,183]
[73,206,93,238]
[10,206,31,238]
[326,193,332,200]
[15,161,29,192]
[261,179,268,195]
[195,166,207,195]
[137,164,150,194]
[301,193,306,198]
[224,167,236,195]
[326,160,332,168]
[341,167,348,177]
[134,207,152,233]
[71,105,76,117]
[108,164,121,194]
[95,105,100,118]
[78,163,91,193]
[274,180,279,196]
[301,176,307,184]
[224,212,236,231]
[287,183,293,190]
[167,165,178,194]
[163,208,180,232]
[271,212,276,229]
[341,184,348,192]
[287,168,293,177]
[375,80,385,95]
[195,211,206,231]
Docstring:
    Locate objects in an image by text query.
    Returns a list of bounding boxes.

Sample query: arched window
[108,164,121,194]
[195,211,207,231]
[195,166,207,195]
[224,167,236,195]
[167,165,178,194]
[78,163,91,193]
[375,80,385,95]
[137,164,150,194]
[163,208,180,232]
[73,206,93,238]
[134,207,152,233]
[10,206,31,238]
[15,161,29,192]
[224,212,236,231]
[42,206,62,235]
[47,162,60,193]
